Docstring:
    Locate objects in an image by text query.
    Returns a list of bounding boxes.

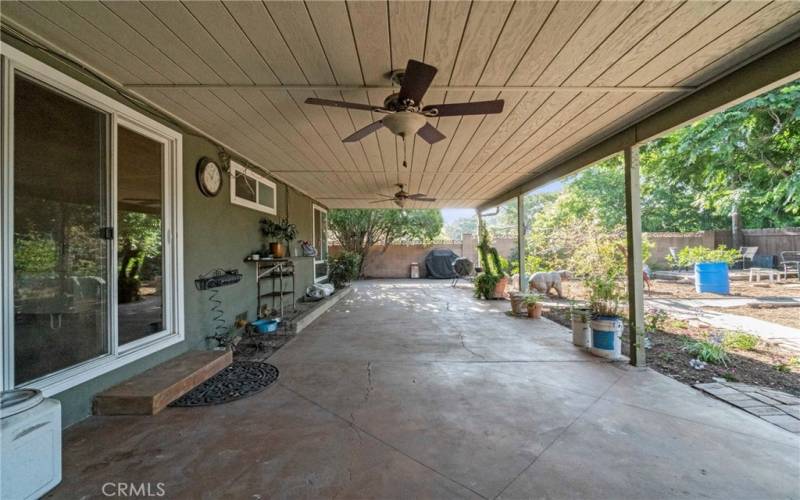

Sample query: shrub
[328,251,360,288]
[723,331,759,351]
[675,245,740,267]
[645,309,668,333]
[585,274,622,317]
[683,338,729,366]
[474,272,500,300]
[523,293,541,305]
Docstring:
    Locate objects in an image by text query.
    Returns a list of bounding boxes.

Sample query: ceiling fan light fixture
[381,111,427,138]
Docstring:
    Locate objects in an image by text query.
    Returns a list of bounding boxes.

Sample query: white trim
[0,46,184,394]
[312,204,328,282]
[229,160,277,214]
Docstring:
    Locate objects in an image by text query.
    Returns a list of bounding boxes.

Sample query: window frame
[1,46,184,397]
[229,161,277,215]
[312,204,328,282]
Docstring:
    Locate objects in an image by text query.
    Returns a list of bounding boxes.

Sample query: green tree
[328,209,443,276]
[640,81,800,230]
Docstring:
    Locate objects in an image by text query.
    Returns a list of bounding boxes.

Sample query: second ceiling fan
[304,59,504,146]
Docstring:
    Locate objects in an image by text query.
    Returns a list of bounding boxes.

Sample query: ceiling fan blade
[369,198,394,204]
[398,59,437,105]
[422,100,504,117]
[411,197,437,202]
[416,122,446,144]
[407,193,429,199]
[342,121,384,142]
[305,97,384,112]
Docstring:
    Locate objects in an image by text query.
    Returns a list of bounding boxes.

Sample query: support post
[517,195,526,291]
[624,146,646,367]
[476,212,484,272]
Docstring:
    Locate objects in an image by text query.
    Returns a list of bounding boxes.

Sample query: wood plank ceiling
[3,1,800,208]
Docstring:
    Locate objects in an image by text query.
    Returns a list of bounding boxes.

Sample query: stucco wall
[3,35,325,427]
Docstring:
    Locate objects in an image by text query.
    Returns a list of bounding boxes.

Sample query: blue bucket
[694,262,730,294]
[252,318,280,334]
[590,316,622,360]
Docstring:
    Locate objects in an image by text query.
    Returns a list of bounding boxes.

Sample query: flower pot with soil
[509,292,525,315]
[494,275,509,299]
[524,294,543,319]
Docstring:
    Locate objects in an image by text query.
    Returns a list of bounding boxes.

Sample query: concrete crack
[459,331,485,359]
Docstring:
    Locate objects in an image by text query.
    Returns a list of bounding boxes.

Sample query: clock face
[196,157,222,197]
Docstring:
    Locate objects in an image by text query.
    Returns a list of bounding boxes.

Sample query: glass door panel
[117,126,165,345]
[13,74,110,384]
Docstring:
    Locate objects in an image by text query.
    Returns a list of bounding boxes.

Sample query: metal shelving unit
[246,258,296,319]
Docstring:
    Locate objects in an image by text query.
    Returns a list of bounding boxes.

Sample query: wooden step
[93,350,232,416]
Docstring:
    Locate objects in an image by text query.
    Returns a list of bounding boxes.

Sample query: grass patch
[723,331,759,351]
[683,338,729,366]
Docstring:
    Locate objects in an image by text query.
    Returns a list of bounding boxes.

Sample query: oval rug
[169,361,279,407]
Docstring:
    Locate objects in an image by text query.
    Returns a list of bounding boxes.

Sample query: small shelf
[247,258,296,319]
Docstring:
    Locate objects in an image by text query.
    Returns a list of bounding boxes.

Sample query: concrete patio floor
[51,280,799,499]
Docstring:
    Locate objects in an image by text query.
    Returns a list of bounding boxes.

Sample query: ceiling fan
[370,183,435,208]
[304,59,504,151]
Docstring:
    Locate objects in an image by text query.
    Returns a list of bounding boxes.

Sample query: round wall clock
[196,157,223,197]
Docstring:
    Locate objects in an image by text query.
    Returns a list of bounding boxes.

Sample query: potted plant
[586,275,623,359]
[474,272,501,300]
[328,251,361,288]
[569,301,591,347]
[475,225,507,299]
[260,217,297,258]
[675,245,740,295]
[524,293,543,319]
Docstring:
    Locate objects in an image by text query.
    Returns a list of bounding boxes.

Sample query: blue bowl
[252,318,280,334]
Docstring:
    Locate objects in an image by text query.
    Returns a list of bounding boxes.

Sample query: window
[313,205,328,281]
[1,46,183,396]
[229,161,276,214]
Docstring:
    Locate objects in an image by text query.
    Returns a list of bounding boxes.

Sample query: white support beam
[624,147,646,368]
[517,195,526,291]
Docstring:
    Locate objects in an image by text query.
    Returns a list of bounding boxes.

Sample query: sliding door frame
[1,45,184,396]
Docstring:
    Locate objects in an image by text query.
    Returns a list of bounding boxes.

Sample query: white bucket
[590,316,622,360]
[571,315,591,348]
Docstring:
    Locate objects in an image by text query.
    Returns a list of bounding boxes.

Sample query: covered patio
[51,281,796,499]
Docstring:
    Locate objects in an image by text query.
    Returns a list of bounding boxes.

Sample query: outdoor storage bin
[694,262,730,294]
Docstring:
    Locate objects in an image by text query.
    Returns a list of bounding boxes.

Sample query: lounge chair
[736,246,758,269]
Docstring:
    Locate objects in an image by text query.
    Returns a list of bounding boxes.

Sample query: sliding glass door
[13,74,110,384]
[3,46,184,395]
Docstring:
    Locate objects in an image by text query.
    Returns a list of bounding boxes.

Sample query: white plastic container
[590,316,622,360]
[1,389,62,499]
[410,262,420,278]
[570,310,591,348]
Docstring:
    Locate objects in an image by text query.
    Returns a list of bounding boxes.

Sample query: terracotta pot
[527,303,543,319]
[270,242,286,258]
[493,276,509,299]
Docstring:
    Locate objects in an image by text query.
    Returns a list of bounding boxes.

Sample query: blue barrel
[694,262,730,294]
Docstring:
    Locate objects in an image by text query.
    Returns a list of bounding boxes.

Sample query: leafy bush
[586,275,622,317]
[675,245,740,266]
[645,308,668,333]
[328,251,360,288]
[723,331,759,351]
[474,272,500,300]
[523,293,541,305]
[683,338,729,366]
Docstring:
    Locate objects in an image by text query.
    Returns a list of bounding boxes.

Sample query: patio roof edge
[478,36,800,211]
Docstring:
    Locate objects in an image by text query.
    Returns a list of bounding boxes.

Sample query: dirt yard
[543,307,800,396]
[705,305,800,330]
[557,278,800,301]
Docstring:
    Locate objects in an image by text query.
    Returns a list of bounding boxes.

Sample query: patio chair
[780,251,800,280]
[668,247,680,270]
[736,246,758,269]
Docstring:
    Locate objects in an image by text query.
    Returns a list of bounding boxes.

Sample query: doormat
[169,361,279,407]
